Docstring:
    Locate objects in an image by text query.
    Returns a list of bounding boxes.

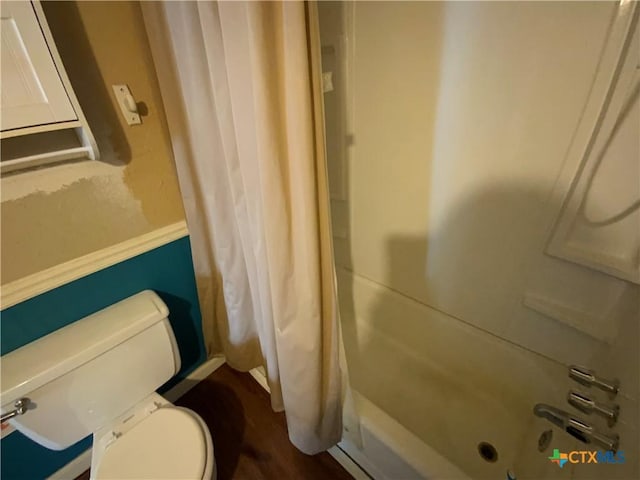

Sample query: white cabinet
[0,1,98,174]
[1,1,77,131]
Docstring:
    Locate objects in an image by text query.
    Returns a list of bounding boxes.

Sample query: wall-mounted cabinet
[0,1,98,174]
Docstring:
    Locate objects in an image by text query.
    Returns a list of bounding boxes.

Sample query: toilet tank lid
[1,291,169,406]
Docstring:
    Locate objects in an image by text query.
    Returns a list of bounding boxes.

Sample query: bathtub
[336,269,638,480]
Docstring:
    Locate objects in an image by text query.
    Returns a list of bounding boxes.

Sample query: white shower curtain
[142,1,342,454]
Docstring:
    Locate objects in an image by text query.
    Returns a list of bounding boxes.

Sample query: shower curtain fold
[142,0,342,454]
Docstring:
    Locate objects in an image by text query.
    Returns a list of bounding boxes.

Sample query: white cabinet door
[0,1,77,132]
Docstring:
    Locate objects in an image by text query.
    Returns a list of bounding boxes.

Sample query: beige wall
[1,1,184,284]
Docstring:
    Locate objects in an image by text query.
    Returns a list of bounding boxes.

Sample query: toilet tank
[0,290,181,450]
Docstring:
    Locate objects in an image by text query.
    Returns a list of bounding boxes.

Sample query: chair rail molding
[1,221,189,309]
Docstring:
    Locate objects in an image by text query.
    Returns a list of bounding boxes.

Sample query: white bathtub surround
[142,2,342,454]
[317,1,639,478]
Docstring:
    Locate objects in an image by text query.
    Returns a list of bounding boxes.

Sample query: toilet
[1,290,215,480]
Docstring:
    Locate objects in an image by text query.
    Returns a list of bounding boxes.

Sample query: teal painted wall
[0,236,206,479]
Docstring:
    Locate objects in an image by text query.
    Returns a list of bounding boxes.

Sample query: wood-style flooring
[76,364,353,480]
[177,365,352,480]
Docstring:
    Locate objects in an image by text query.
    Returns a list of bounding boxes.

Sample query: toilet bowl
[0,291,216,480]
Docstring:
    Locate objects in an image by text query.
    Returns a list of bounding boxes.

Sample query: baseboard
[45,356,226,480]
[164,356,226,402]
[2,221,189,309]
[248,366,270,392]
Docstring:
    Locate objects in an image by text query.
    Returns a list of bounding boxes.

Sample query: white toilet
[1,290,215,480]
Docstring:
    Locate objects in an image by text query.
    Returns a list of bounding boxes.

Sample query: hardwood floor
[76,365,353,480]
[176,365,352,480]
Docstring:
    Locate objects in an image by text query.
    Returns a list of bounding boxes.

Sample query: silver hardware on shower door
[567,390,619,427]
[569,365,619,397]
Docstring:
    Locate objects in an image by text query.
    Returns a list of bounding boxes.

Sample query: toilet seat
[92,395,214,480]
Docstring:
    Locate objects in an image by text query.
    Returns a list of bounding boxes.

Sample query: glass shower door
[319,2,639,479]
